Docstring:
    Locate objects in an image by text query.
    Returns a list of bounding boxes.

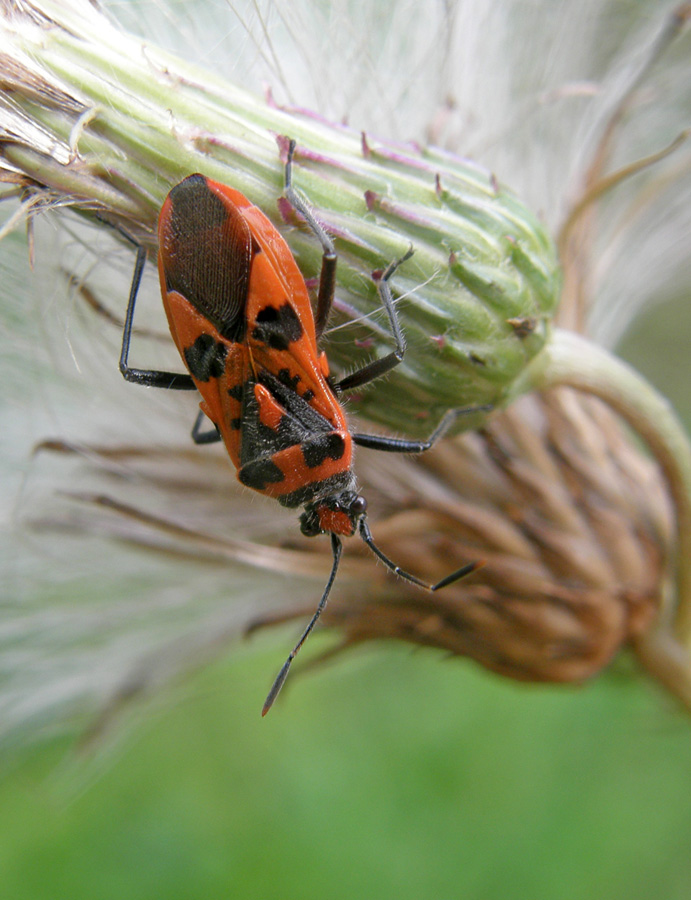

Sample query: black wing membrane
[162,174,252,342]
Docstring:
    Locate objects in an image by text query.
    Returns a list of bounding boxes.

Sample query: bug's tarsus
[283,138,337,341]
[191,409,222,445]
[380,244,415,281]
[91,212,145,252]
[335,246,414,393]
[262,532,343,716]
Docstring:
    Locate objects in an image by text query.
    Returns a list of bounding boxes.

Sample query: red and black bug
[120,140,486,714]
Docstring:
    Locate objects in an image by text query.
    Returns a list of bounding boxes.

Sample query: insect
[120,140,486,714]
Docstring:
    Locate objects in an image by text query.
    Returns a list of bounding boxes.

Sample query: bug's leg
[283,139,337,341]
[352,404,493,454]
[334,247,414,393]
[191,409,222,445]
[262,532,342,716]
[120,243,196,391]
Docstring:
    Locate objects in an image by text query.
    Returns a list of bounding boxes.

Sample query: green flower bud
[292,143,560,435]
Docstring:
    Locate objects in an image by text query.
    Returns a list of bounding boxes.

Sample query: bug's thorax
[300,491,367,538]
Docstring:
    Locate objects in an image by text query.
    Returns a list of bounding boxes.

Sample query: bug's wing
[244,249,347,432]
[158,174,254,343]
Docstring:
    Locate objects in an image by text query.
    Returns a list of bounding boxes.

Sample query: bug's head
[300,492,368,538]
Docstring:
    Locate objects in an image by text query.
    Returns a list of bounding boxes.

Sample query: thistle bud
[295,143,560,434]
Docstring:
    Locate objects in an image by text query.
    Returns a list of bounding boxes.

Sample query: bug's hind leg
[119,242,196,391]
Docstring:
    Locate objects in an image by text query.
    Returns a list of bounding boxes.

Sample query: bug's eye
[350,496,367,515]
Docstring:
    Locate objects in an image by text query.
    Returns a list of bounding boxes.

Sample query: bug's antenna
[262,533,343,716]
[359,520,482,591]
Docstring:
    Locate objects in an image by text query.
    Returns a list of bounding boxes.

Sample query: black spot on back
[277,368,300,391]
[302,432,346,468]
[252,302,303,350]
[184,333,228,382]
[238,457,285,490]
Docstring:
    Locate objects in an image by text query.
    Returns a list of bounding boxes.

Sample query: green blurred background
[2,315,691,900]
[2,642,691,900]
